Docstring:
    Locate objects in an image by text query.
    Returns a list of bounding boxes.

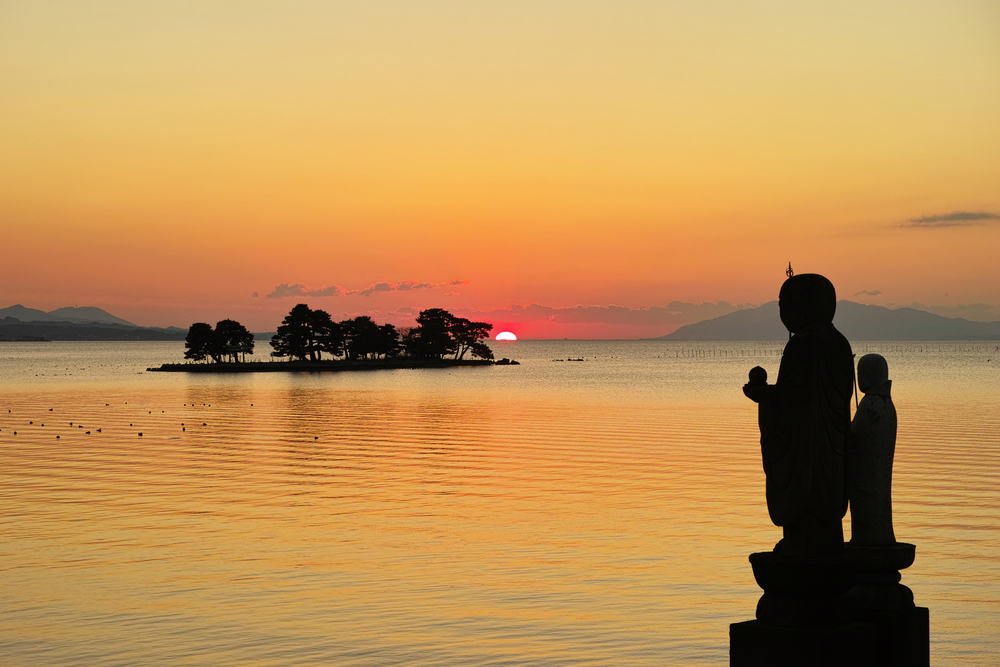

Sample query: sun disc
[495,331,517,341]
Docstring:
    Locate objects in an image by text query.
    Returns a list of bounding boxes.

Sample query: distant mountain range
[5,301,1000,343]
[0,304,137,326]
[0,304,186,341]
[661,300,1000,340]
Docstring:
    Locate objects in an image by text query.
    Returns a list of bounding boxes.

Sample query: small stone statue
[839,355,929,664]
[848,354,897,546]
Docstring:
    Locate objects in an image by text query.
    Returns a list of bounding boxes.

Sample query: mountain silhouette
[661,300,1000,340]
[0,304,137,326]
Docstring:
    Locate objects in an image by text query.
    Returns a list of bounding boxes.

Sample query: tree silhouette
[215,319,255,362]
[375,323,401,358]
[340,316,401,359]
[400,327,420,359]
[450,317,494,359]
[184,322,215,362]
[271,304,361,361]
[185,320,254,363]
[343,315,380,360]
[401,310,493,360]
[312,310,345,360]
[406,308,458,360]
[270,303,317,361]
[468,340,495,361]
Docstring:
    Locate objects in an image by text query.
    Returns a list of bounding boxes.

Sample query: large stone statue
[732,285,930,665]
[743,273,856,558]
[848,354,897,545]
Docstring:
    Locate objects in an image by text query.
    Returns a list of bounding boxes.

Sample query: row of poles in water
[670,343,1000,358]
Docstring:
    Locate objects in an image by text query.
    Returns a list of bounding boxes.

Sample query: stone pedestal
[730,546,930,666]
[730,551,863,666]
[845,542,914,611]
[730,619,881,667]
[845,542,929,667]
[749,551,856,628]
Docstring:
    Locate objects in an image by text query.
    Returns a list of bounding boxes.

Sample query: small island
[148,305,518,373]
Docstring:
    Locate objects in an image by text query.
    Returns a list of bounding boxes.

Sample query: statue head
[779,274,837,334]
[857,354,889,393]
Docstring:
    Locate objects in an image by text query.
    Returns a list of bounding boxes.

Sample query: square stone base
[853,606,929,667]
[731,620,880,667]
[730,606,929,667]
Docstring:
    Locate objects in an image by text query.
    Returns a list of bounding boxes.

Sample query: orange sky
[2,1,998,337]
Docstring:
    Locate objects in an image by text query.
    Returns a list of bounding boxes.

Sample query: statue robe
[757,322,854,529]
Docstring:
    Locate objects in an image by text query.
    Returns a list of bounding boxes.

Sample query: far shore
[147,358,516,373]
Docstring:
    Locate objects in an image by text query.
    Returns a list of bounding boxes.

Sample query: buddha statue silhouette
[744,274,855,558]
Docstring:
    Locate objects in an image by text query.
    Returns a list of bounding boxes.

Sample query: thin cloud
[905,211,999,228]
[265,283,342,298]
[266,283,311,299]
[309,285,344,297]
[349,280,468,296]
[351,282,396,297]
[353,280,431,296]
[266,280,466,298]
[854,290,881,297]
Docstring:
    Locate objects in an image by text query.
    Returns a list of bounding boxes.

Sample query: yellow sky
[2,1,998,334]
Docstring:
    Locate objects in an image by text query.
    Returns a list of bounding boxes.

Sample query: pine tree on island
[401,308,494,361]
[269,304,340,361]
[342,316,401,360]
[310,309,346,360]
[184,320,255,363]
[267,304,494,362]
[451,319,495,360]
[184,323,215,362]
[215,319,256,362]
[403,308,456,360]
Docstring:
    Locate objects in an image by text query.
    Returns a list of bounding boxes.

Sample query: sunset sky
[2,1,998,338]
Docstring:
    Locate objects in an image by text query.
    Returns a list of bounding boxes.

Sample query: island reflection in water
[0,340,998,666]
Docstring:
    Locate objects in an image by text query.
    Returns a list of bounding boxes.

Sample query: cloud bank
[905,211,1000,227]
[266,280,468,299]
[266,284,342,298]
[854,290,882,297]
[448,301,750,327]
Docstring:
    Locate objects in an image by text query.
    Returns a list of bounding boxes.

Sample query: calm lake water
[1,340,998,666]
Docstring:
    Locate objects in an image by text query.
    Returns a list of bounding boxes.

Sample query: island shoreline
[147,359,512,373]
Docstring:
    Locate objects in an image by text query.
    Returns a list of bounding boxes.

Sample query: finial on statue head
[786,262,794,279]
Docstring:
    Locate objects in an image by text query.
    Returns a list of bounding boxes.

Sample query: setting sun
[495,332,517,341]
